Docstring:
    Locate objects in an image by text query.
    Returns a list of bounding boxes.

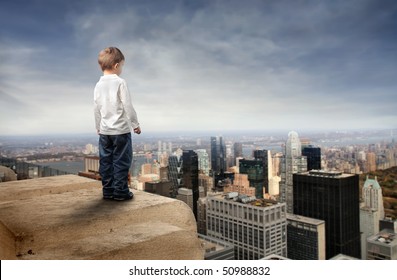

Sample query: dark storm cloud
[0,0,396,135]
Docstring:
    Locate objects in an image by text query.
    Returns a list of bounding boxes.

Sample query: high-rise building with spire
[360,176,385,259]
[280,131,307,213]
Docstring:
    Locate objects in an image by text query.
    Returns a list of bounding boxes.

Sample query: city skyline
[1,0,397,136]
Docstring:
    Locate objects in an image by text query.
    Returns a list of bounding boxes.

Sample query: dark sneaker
[113,192,134,201]
[103,194,114,200]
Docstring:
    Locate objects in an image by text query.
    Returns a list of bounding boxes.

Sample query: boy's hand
[133,126,141,134]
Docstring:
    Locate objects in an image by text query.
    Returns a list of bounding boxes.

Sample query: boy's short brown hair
[98,47,125,71]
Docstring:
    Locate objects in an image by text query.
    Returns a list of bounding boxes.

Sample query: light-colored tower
[363,176,385,218]
[280,131,307,213]
[360,176,385,259]
[195,149,210,176]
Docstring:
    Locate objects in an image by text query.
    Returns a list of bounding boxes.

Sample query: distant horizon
[1,127,396,139]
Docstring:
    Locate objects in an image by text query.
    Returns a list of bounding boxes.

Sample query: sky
[0,0,396,136]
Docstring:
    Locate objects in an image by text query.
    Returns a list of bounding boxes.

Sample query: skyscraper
[293,170,361,259]
[253,149,272,194]
[360,176,385,259]
[239,159,264,198]
[287,214,326,260]
[233,142,243,163]
[302,145,321,171]
[280,131,307,213]
[195,149,210,176]
[168,154,182,198]
[210,136,226,176]
[206,193,287,260]
[182,150,199,219]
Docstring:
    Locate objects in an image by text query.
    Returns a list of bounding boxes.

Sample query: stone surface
[0,175,204,260]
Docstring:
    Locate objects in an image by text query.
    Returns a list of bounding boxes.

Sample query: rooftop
[301,170,356,178]
[367,229,397,247]
[286,213,325,226]
[0,175,204,260]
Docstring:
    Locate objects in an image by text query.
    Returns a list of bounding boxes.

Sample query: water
[35,160,84,174]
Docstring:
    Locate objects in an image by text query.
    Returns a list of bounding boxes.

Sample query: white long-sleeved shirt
[94,74,139,135]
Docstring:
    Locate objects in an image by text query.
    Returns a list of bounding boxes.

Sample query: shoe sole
[113,194,134,201]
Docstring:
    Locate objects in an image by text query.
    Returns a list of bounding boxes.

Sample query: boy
[94,47,141,201]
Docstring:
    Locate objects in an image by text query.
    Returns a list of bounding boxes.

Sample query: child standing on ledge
[94,47,141,201]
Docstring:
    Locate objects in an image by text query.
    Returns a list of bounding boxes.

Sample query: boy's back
[94,74,139,135]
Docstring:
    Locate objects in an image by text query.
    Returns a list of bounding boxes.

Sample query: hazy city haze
[1,0,396,135]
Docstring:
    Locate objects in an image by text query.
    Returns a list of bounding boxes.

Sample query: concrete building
[206,193,287,260]
[286,214,326,260]
[367,229,397,260]
[176,187,205,217]
[198,234,234,260]
[224,173,256,197]
[144,181,173,197]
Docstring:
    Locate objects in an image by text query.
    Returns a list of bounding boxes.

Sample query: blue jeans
[99,133,132,198]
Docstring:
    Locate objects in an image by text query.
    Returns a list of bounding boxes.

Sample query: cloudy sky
[1,0,396,136]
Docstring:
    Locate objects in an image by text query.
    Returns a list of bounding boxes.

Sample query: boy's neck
[103,70,118,75]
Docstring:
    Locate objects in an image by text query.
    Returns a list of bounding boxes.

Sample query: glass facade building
[239,159,264,198]
[293,170,361,259]
[302,146,321,171]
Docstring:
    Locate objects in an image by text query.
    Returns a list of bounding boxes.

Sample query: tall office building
[176,187,204,218]
[239,159,265,198]
[168,154,182,197]
[286,214,326,260]
[195,149,210,176]
[210,136,226,175]
[224,173,256,197]
[293,170,361,259]
[280,131,307,213]
[233,142,243,163]
[206,193,287,260]
[302,145,321,171]
[253,149,272,194]
[360,176,385,259]
[366,152,377,172]
[181,150,199,220]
